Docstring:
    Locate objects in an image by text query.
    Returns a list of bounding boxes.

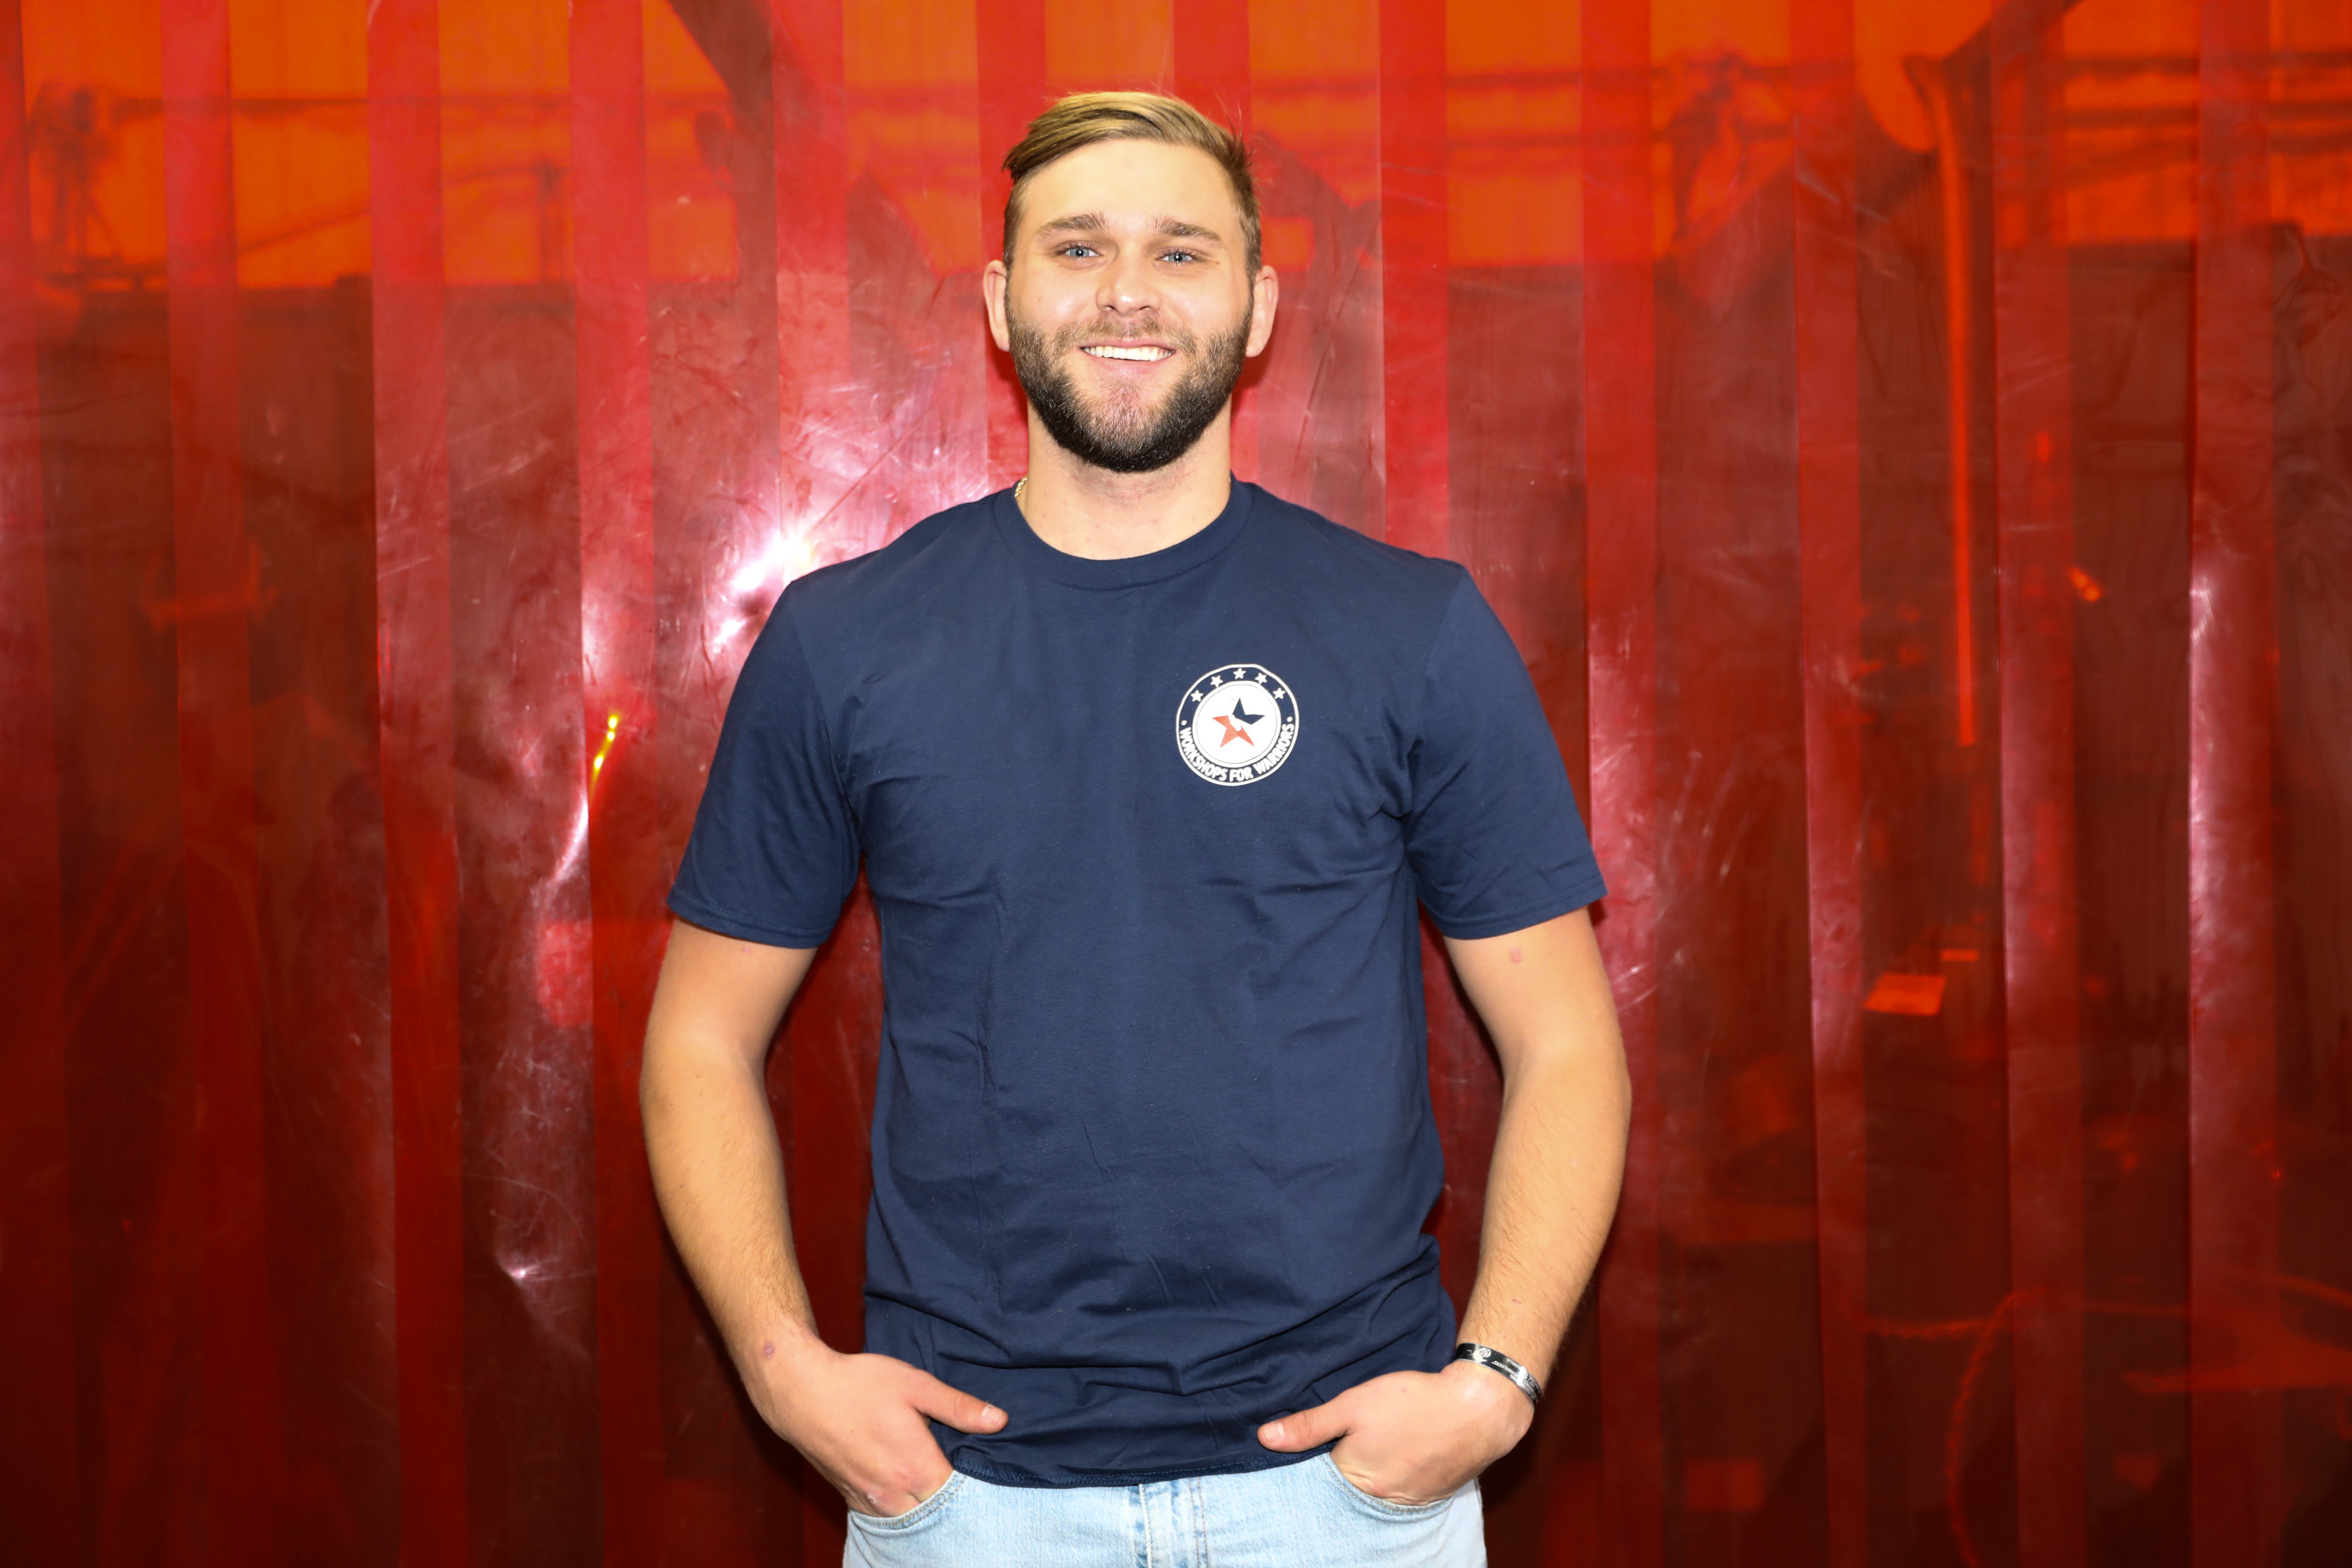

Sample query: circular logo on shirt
[1175,664,1300,786]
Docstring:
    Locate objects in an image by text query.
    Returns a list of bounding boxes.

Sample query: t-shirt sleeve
[1404,570,1607,939]
[667,598,860,947]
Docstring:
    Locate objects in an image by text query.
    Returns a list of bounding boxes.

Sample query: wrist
[741,1317,830,1385]
[1451,1340,1544,1406]
[1441,1359,1534,1448]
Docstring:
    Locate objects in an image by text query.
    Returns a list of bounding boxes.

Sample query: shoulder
[771,492,1001,640]
[737,495,1002,706]
[1238,482,1473,637]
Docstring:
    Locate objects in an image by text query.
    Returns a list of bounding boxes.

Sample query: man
[643,93,1630,1565]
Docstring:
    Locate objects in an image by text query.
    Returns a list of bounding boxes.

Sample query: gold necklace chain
[1014,475,1028,507]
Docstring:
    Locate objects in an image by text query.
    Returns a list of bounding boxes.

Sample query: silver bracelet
[1452,1342,1543,1405]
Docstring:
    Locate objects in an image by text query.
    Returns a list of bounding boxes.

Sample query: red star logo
[1212,714,1254,747]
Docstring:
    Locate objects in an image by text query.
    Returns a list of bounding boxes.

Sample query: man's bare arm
[1448,904,1630,1382]
[641,920,1005,1516]
[1257,906,1630,1502]
[641,923,817,1353]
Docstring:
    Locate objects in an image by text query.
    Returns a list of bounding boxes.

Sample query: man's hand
[1254,1362,1532,1505]
[750,1331,1009,1517]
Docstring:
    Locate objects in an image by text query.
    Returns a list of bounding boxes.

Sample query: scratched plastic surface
[1,0,2348,1563]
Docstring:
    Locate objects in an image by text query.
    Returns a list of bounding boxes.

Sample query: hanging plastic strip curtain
[1,0,2347,1562]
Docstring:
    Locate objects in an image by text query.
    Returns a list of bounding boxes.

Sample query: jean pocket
[1318,1454,1457,1520]
[848,1471,967,1534]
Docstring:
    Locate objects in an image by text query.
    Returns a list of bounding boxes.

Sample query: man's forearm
[1456,1028,1631,1385]
[640,1043,820,1373]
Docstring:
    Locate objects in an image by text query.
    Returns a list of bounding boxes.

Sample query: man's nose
[1096,248,1159,314]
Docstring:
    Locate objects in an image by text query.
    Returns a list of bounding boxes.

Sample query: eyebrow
[1032,214,1227,247]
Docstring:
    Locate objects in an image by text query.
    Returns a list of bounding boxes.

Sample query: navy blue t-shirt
[670,480,1605,1487]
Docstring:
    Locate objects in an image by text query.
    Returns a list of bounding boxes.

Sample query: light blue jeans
[842,1455,1483,1567]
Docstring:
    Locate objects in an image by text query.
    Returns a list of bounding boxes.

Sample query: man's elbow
[1563,1032,1632,1133]
[1602,1048,1632,1135]
[1504,1025,1630,1114]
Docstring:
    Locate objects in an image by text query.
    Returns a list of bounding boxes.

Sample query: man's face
[986,139,1277,475]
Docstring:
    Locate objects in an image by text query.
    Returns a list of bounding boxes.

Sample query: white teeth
[1084,344,1171,361]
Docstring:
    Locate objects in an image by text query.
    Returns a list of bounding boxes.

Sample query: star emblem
[1173,661,1299,788]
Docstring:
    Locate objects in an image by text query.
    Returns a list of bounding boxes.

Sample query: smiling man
[641,94,1630,1566]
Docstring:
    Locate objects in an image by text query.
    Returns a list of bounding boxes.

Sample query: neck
[1016,406,1233,560]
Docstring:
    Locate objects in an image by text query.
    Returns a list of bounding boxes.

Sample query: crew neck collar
[992,478,1254,589]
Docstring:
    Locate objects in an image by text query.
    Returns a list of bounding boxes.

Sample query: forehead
[1016,139,1241,236]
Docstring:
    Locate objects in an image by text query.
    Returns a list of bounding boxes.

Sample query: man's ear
[1245,265,1280,358]
[983,260,1013,353]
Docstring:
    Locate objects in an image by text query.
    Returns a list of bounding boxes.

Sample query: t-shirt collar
[992,476,1254,589]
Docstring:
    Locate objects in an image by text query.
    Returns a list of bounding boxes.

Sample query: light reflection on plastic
[589,710,620,782]
[713,528,817,652]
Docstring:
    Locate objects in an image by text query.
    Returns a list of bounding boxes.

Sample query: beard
[1008,305,1250,475]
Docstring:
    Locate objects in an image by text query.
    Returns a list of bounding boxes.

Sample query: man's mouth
[1081,344,1173,362]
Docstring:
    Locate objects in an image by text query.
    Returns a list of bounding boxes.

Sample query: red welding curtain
[1,0,2348,1563]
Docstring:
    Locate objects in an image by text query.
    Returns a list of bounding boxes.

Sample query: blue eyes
[1053,244,1203,265]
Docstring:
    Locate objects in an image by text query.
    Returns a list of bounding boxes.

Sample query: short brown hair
[1001,92,1260,274]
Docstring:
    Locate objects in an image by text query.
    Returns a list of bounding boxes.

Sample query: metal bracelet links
[1452,1342,1543,1406]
